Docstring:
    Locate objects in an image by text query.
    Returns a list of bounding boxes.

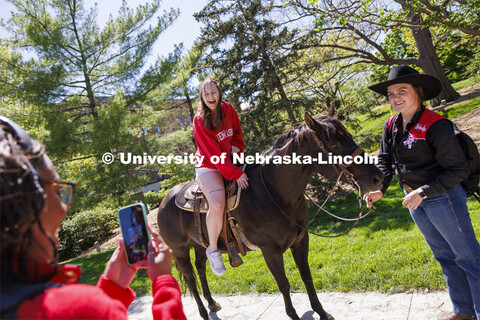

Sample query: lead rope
[303,178,373,238]
[259,165,372,238]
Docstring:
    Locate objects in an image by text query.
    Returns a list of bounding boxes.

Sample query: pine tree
[1,0,181,205]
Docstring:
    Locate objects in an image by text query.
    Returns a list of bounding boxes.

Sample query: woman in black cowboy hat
[364,65,480,320]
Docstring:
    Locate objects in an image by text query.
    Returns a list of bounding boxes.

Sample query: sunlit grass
[438,96,480,118]
[452,77,479,91]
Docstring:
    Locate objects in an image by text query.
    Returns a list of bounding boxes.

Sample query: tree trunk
[184,87,195,122]
[184,87,196,146]
[410,14,460,103]
[84,71,98,118]
[261,50,297,123]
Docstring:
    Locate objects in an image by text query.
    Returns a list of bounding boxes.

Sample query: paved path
[128,290,451,320]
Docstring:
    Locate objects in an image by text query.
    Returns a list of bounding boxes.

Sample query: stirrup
[227,241,243,267]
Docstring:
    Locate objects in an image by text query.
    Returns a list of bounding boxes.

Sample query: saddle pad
[175,180,242,213]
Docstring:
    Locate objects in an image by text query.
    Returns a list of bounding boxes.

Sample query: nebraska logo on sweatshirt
[216,128,233,142]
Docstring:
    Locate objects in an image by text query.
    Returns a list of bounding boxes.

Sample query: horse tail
[173,258,188,294]
[173,256,202,296]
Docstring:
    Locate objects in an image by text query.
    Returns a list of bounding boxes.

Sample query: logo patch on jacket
[414,123,426,132]
[216,128,233,142]
[403,133,415,149]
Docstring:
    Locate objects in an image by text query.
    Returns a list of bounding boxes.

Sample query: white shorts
[195,167,219,180]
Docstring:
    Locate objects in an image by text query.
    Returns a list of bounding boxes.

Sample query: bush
[144,189,169,209]
[58,206,118,261]
[355,133,382,153]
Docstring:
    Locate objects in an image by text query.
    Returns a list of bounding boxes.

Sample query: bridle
[259,130,373,238]
[310,131,364,186]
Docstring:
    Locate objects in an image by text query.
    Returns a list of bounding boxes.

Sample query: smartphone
[118,203,151,266]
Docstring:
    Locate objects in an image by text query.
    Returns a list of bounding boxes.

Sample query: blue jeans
[407,184,480,317]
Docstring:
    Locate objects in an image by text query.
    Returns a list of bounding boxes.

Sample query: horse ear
[304,112,314,129]
[328,101,336,117]
[304,112,321,131]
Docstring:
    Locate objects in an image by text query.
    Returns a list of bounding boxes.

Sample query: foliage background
[1,0,479,262]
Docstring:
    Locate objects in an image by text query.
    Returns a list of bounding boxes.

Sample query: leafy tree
[368,26,480,84]
[287,0,478,102]
[434,29,480,82]
[393,0,480,36]
[0,43,21,101]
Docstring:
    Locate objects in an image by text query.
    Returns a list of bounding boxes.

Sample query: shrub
[144,189,169,209]
[58,206,118,261]
[467,50,480,82]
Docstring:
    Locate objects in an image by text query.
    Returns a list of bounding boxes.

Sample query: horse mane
[264,128,301,156]
[264,114,351,156]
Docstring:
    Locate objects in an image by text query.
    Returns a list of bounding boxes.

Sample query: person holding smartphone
[193,78,249,276]
[0,117,186,320]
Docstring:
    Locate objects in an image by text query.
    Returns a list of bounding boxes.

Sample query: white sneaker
[206,247,226,276]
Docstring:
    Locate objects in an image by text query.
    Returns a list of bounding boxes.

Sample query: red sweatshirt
[11,264,186,320]
[193,101,246,180]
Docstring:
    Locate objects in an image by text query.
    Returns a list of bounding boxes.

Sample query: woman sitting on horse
[193,78,249,276]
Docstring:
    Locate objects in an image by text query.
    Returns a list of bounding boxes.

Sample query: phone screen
[118,203,150,265]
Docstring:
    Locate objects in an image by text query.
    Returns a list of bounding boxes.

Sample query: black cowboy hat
[368,65,442,100]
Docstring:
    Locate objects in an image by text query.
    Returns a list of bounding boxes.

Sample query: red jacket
[193,101,246,180]
[11,264,186,320]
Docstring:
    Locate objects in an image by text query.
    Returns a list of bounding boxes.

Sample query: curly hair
[0,124,53,281]
[197,78,224,131]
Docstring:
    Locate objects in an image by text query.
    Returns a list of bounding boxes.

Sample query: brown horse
[156,112,383,320]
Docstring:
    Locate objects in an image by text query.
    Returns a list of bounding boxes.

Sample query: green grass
[64,248,170,295]
[351,104,393,135]
[437,96,480,118]
[64,178,479,296]
[452,77,479,91]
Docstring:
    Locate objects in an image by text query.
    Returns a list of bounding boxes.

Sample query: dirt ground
[82,83,479,319]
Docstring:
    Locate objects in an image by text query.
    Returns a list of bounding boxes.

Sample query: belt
[403,184,413,193]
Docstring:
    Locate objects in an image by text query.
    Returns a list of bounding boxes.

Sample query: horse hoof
[208,301,222,312]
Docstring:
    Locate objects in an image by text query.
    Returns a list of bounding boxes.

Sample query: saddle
[175,179,241,213]
[175,173,258,267]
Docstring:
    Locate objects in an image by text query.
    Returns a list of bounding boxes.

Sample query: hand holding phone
[146,223,173,281]
[103,239,140,288]
[118,203,151,266]
[105,209,174,288]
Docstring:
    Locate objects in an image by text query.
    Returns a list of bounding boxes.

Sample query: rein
[259,131,373,238]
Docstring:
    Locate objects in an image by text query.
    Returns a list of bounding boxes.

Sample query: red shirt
[13,264,186,320]
[193,101,246,181]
